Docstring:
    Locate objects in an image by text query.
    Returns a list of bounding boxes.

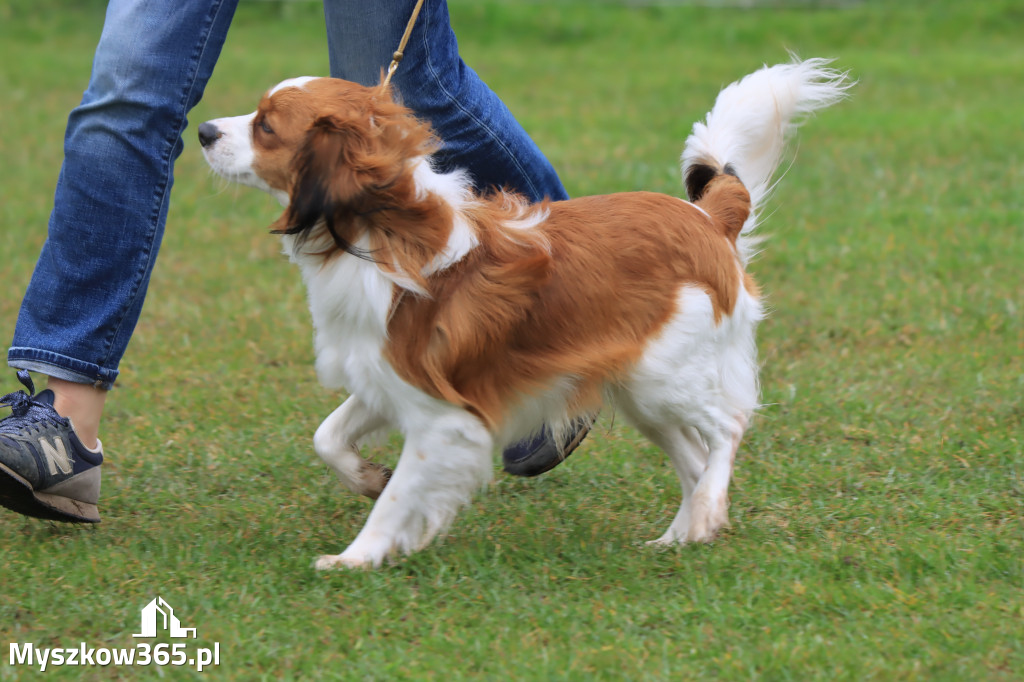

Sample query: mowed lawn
[1,1,1021,679]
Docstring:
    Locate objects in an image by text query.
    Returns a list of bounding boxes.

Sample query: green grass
[1,0,1022,679]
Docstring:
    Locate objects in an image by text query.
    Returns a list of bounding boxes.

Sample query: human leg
[1,0,240,522]
[9,0,239,391]
[49,379,107,450]
[324,0,567,202]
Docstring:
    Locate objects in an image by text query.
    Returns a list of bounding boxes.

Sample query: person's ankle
[47,378,107,451]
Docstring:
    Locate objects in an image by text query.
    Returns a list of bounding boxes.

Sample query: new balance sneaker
[0,370,103,523]
[501,416,592,477]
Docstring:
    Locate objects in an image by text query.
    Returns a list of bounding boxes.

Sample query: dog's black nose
[198,122,221,148]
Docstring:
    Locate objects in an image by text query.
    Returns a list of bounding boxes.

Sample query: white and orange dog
[200,58,850,569]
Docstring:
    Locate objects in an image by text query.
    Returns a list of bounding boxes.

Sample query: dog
[199,58,850,569]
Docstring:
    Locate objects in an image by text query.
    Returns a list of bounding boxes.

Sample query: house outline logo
[132,597,197,639]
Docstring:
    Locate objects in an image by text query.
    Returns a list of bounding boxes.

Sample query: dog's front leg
[315,409,493,570]
[313,395,391,499]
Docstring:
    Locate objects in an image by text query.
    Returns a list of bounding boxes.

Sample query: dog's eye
[257,119,274,135]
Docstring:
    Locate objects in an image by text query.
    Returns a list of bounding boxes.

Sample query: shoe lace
[0,370,60,431]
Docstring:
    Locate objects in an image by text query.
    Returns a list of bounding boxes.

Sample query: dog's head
[200,77,443,263]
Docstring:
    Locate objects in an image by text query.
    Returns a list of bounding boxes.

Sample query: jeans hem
[7,348,117,390]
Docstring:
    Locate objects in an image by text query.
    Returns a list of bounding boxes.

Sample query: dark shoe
[0,370,103,523]
[502,416,592,477]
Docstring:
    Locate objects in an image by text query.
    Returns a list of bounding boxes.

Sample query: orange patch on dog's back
[385,190,745,428]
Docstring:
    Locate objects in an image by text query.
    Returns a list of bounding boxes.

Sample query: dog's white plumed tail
[681,57,852,247]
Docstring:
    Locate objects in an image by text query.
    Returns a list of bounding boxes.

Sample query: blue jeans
[8,0,566,390]
[323,0,568,204]
[8,0,240,389]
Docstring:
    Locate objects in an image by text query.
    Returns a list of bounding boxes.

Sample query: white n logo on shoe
[38,437,73,475]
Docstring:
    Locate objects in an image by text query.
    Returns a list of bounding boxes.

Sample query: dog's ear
[269,113,402,245]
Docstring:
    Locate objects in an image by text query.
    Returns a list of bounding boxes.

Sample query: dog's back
[385,188,750,433]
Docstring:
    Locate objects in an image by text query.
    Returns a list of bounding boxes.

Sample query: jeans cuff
[7,348,117,390]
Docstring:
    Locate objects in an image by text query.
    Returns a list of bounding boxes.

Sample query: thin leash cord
[378,0,424,320]
[382,0,426,89]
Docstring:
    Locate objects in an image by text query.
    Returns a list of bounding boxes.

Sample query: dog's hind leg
[316,408,493,569]
[627,405,746,545]
[681,413,746,543]
[314,395,391,499]
[634,424,710,546]
[614,285,759,546]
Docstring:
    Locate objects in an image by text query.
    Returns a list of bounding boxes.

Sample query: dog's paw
[645,534,682,548]
[314,554,371,571]
[685,494,729,543]
[358,461,392,500]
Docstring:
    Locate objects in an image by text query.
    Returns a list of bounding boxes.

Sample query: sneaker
[0,370,103,523]
[501,416,592,477]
